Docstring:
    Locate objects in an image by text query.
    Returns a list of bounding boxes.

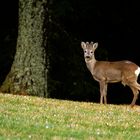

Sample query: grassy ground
[0,93,140,140]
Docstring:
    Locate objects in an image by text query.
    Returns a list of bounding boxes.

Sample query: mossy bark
[1,0,48,97]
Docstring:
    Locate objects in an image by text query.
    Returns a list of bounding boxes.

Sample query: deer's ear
[81,42,86,49]
[93,42,98,50]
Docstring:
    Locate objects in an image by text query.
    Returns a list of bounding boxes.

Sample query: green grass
[0,93,140,140]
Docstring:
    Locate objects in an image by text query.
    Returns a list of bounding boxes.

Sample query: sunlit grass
[0,93,140,139]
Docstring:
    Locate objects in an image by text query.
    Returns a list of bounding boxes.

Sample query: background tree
[1,0,48,97]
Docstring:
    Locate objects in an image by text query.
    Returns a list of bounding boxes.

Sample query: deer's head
[81,41,98,61]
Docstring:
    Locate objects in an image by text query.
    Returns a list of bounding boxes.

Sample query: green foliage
[0,93,140,139]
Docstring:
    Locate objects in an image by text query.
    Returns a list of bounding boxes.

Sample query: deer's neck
[85,58,96,75]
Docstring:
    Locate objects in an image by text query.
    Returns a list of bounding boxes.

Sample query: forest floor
[0,93,140,140]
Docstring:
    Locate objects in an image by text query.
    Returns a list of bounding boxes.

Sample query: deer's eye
[84,50,87,53]
[90,51,93,53]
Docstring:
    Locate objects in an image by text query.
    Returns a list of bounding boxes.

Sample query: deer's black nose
[85,56,90,58]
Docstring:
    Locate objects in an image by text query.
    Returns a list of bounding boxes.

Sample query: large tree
[1,0,48,97]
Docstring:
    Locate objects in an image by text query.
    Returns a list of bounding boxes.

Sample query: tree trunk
[1,0,48,97]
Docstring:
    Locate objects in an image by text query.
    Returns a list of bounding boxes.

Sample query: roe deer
[81,41,140,107]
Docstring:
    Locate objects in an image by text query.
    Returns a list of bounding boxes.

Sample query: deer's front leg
[99,81,107,104]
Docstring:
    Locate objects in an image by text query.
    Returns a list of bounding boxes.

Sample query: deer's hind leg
[129,86,139,107]
[123,74,140,107]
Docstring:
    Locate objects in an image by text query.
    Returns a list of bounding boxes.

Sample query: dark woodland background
[1,0,140,105]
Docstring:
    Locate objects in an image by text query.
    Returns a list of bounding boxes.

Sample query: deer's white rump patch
[135,67,140,76]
